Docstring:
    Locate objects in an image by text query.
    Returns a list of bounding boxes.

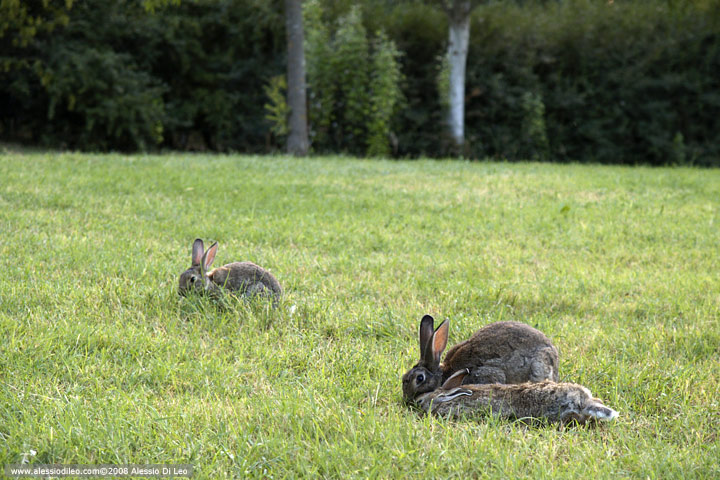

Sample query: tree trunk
[285,0,309,156]
[447,0,471,150]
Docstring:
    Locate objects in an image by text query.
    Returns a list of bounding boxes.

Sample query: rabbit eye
[416,373,425,383]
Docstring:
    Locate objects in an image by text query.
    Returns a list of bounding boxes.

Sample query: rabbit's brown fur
[402,316,558,403]
[416,374,618,425]
[208,261,282,297]
[179,239,282,302]
[443,321,559,384]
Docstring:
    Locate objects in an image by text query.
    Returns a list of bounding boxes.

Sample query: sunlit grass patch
[1,153,718,478]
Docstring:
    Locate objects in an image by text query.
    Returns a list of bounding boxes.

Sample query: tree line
[1,0,719,165]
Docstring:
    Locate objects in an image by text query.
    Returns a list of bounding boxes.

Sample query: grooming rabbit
[178,238,282,301]
[415,369,618,425]
[402,315,558,403]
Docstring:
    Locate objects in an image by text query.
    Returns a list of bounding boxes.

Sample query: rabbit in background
[178,238,282,302]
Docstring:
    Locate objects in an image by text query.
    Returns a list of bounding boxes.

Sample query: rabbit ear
[433,387,473,403]
[582,402,619,422]
[431,319,450,364]
[419,315,435,361]
[441,368,469,390]
[192,239,204,266]
[202,241,218,272]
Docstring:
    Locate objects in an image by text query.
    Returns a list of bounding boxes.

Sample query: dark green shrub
[460,0,720,165]
[151,0,285,151]
[1,0,719,165]
[0,0,285,152]
[304,1,403,156]
[367,31,403,157]
[381,3,447,157]
[41,43,166,150]
[1,0,169,150]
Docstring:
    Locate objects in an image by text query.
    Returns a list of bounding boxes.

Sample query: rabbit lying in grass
[402,315,558,403]
[415,369,619,425]
[178,238,282,302]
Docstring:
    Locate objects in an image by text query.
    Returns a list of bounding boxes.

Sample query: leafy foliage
[402,0,720,164]
[263,75,290,138]
[303,0,336,148]
[0,0,73,48]
[520,91,549,161]
[1,0,719,164]
[0,0,285,151]
[41,42,167,150]
[460,0,720,165]
[304,2,403,156]
[334,6,371,146]
[367,31,403,157]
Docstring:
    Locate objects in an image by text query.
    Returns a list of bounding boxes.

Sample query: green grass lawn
[1,152,718,478]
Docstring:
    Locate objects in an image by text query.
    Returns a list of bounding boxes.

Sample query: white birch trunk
[447,1,471,149]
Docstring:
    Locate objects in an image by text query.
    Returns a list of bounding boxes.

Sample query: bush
[0,0,285,152]
[303,1,403,156]
[460,0,720,165]
[1,0,719,165]
[41,42,166,150]
[1,0,168,150]
[367,31,403,157]
[152,0,285,151]
[378,0,720,165]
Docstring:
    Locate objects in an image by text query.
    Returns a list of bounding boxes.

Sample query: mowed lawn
[1,152,718,478]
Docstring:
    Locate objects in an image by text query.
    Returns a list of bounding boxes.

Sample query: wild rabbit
[402,315,558,403]
[178,238,282,302]
[414,368,618,425]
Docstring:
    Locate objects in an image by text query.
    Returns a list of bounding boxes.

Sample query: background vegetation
[1,152,719,477]
[1,0,719,164]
